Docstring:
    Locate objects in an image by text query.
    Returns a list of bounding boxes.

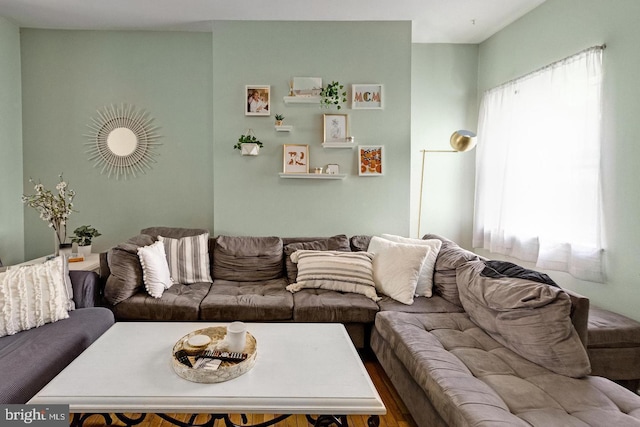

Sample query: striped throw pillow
[158,233,212,284]
[286,250,380,301]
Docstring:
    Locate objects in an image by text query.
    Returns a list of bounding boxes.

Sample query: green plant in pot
[234,132,264,156]
[71,225,101,257]
[320,81,347,110]
[275,114,285,126]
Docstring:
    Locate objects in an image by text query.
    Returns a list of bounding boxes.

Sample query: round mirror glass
[107,127,138,156]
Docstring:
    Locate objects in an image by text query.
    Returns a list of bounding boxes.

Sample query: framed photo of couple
[246,85,270,116]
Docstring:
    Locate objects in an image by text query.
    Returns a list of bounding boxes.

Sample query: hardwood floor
[74,350,417,427]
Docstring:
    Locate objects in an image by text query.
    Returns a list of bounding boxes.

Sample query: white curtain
[473,47,604,282]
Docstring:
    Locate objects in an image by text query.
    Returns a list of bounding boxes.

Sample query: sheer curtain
[473,47,604,282]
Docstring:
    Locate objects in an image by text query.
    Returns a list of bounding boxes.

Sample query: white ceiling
[0,0,546,43]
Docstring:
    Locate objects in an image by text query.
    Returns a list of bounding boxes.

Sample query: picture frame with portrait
[245,85,270,116]
[283,144,309,174]
[323,114,349,143]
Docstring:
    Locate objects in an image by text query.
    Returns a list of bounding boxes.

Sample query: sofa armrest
[69,270,101,308]
[564,288,590,348]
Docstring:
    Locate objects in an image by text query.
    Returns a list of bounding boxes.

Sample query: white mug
[224,321,247,352]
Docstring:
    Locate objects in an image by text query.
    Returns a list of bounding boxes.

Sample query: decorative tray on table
[171,326,257,383]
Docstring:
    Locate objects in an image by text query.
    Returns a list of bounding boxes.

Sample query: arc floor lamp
[417,130,477,238]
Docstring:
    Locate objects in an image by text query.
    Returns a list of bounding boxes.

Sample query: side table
[14,253,100,274]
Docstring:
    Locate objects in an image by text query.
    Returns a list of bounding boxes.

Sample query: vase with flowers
[22,174,76,256]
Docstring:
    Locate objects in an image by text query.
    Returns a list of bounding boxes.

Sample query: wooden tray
[172,326,257,383]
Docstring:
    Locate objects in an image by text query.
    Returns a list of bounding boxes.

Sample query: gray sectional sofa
[99,227,640,426]
[0,271,114,404]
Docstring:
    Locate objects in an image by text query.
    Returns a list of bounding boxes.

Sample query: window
[473,47,604,282]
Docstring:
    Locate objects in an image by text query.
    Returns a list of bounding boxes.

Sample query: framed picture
[245,85,270,116]
[323,114,349,143]
[352,84,383,109]
[358,145,385,176]
[283,144,309,174]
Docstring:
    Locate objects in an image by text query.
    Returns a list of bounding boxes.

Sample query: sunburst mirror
[85,104,162,179]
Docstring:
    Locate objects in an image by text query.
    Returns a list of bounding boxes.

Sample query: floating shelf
[283,96,321,104]
[275,125,293,132]
[279,173,347,180]
[322,141,356,149]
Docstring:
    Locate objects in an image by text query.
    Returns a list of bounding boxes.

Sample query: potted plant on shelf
[320,81,347,110]
[233,131,264,156]
[71,225,101,257]
[275,114,285,126]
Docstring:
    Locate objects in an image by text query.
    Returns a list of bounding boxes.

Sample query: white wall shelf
[283,96,321,104]
[279,173,347,180]
[322,141,356,149]
[275,125,293,132]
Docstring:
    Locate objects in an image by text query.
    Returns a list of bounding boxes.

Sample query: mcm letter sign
[352,84,383,109]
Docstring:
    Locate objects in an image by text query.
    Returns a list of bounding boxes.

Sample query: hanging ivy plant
[320,81,347,110]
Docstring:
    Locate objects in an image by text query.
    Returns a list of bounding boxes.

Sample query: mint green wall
[211,21,411,237]
[0,16,24,265]
[20,30,213,259]
[411,44,478,246]
[477,0,640,320]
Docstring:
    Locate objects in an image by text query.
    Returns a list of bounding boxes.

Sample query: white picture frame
[245,85,271,116]
[352,84,383,110]
[358,145,385,176]
[323,114,349,143]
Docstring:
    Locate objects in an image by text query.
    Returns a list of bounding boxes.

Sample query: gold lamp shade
[450,130,477,152]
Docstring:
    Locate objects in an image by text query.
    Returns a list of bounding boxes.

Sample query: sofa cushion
[158,233,213,284]
[213,236,283,281]
[374,311,640,426]
[0,307,114,403]
[283,235,351,283]
[200,279,293,321]
[456,260,591,378]
[112,282,211,321]
[0,257,70,337]
[377,295,465,314]
[286,250,380,302]
[291,288,379,323]
[367,236,431,305]
[104,234,156,305]
[423,233,484,307]
[380,234,442,297]
[350,235,372,252]
[141,226,209,239]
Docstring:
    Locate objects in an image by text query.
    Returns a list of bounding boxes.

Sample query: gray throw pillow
[456,260,591,378]
[104,234,156,305]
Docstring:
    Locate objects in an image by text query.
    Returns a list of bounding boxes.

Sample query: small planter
[240,143,260,156]
[78,245,92,257]
[275,120,284,126]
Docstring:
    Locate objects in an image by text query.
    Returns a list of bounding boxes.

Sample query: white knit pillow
[138,241,174,298]
[367,236,432,305]
[286,250,380,301]
[0,257,70,337]
[158,233,212,284]
[380,234,442,297]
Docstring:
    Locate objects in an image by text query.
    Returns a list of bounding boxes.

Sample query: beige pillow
[138,240,174,298]
[283,235,351,283]
[380,234,442,297]
[456,260,591,378]
[367,236,431,305]
[286,250,380,301]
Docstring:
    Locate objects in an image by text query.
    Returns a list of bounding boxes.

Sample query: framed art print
[323,114,349,143]
[352,84,383,109]
[358,145,384,176]
[283,144,309,174]
[246,85,270,116]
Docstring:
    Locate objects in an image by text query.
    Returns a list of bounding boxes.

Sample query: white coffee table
[29,322,386,427]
